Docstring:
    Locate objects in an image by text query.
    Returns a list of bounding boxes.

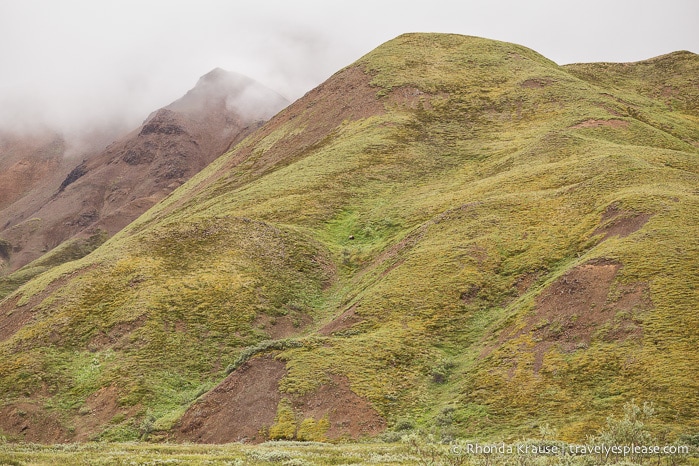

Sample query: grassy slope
[0,33,697,442]
[0,231,107,300]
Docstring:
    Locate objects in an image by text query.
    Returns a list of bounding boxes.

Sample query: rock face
[0,69,289,276]
[0,131,67,212]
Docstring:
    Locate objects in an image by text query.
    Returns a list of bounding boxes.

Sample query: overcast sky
[0,0,697,137]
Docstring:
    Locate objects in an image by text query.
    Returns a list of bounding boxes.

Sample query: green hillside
[0,33,697,444]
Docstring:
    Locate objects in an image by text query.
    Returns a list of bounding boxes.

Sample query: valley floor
[0,439,697,465]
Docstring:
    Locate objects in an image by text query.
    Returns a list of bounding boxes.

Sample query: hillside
[0,69,288,296]
[0,33,697,444]
[0,131,67,213]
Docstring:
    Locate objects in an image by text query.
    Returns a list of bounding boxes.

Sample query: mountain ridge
[0,69,289,295]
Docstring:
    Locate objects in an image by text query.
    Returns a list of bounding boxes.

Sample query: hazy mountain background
[0,69,288,296]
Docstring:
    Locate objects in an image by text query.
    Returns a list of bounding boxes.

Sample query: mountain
[0,69,289,296]
[0,131,66,213]
[0,33,697,444]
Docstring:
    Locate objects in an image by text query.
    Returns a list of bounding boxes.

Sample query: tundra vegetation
[0,33,697,463]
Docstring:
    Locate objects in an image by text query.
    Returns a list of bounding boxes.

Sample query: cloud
[0,0,696,147]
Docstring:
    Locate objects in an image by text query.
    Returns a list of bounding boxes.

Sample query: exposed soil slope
[175,356,385,443]
[176,356,286,444]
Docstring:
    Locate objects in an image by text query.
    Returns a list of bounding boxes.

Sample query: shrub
[269,398,297,440]
[226,339,304,374]
[589,400,656,464]
[680,433,699,447]
[296,417,329,442]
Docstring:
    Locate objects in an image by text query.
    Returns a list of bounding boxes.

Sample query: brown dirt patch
[0,401,69,443]
[514,271,540,296]
[571,119,629,129]
[72,385,138,441]
[459,284,481,304]
[0,295,33,343]
[388,86,428,108]
[319,304,365,336]
[293,374,386,440]
[87,314,147,351]
[0,385,134,442]
[660,85,677,98]
[521,78,554,89]
[527,259,649,370]
[175,355,285,443]
[489,259,651,371]
[532,259,621,351]
[594,205,651,240]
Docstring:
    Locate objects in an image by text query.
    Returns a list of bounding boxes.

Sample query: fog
[0,0,697,147]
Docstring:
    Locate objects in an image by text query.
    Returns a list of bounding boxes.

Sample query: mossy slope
[0,33,697,442]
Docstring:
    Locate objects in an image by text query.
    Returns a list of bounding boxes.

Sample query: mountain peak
[167,68,289,120]
[200,66,230,79]
[195,67,253,88]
